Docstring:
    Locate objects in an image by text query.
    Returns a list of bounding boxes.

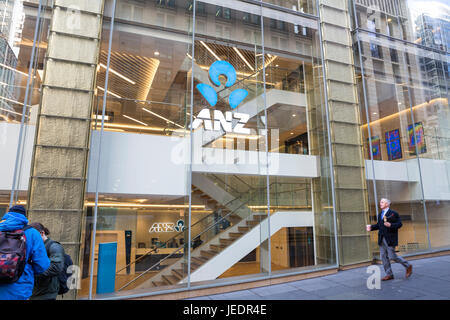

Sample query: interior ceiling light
[97,86,122,99]
[93,122,174,132]
[99,63,136,85]
[123,114,149,126]
[142,107,183,128]
[85,202,205,209]
[92,114,110,121]
[233,47,254,71]
[362,98,447,129]
[200,41,221,61]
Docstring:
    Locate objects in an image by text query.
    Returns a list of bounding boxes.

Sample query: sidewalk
[187,255,450,300]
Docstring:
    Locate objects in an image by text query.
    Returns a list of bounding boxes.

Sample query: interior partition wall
[80,0,336,299]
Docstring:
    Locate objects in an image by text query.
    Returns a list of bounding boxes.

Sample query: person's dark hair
[8,205,27,216]
[29,222,50,236]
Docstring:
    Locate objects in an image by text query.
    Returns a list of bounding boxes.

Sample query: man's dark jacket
[30,238,65,300]
[370,208,403,247]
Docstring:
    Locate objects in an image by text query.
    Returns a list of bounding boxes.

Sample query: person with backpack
[29,223,67,300]
[0,205,50,300]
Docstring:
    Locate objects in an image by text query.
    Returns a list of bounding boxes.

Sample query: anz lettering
[190,60,250,133]
[190,109,250,134]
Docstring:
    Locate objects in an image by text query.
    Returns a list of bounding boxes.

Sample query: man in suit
[366,198,413,281]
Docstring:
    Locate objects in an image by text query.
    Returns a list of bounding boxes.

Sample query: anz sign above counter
[190,61,251,134]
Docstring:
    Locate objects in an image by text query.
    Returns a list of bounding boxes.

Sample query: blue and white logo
[196,61,248,109]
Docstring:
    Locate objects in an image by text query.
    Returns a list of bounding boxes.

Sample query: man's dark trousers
[371,209,411,276]
[380,236,410,276]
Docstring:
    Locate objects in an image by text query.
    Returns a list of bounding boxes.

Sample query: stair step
[219,238,235,245]
[200,250,216,259]
[246,220,259,227]
[210,244,227,252]
[252,214,267,220]
[238,226,250,232]
[152,281,167,287]
[229,232,243,239]
[192,256,208,264]
[182,261,199,270]
[162,274,179,285]
[172,269,184,279]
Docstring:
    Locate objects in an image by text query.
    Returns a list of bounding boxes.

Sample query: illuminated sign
[191,61,250,134]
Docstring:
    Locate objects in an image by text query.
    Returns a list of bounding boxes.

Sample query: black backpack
[0,226,32,284]
[45,240,73,295]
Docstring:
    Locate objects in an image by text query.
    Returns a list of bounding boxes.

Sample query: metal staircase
[116,177,311,292]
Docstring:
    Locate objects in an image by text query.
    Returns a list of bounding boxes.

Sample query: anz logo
[190,61,251,134]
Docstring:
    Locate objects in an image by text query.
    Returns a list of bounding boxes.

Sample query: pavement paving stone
[260,290,323,300]
[219,290,261,299]
[412,293,448,300]
[187,255,450,300]
[398,277,450,295]
[356,286,426,300]
[249,283,298,297]
[186,296,213,300]
[324,291,374,300]
[303,284,356,298]
[288,278,341,292]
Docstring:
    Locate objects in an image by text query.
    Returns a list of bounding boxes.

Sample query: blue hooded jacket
[0,211,50,300]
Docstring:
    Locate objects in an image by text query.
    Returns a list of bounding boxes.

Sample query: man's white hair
[380,198,391,205]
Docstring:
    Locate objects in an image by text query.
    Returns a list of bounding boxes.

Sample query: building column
[27,0,105,297]
[318,0,371,266]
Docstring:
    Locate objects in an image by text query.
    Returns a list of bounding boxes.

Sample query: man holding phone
[366,198,413,281]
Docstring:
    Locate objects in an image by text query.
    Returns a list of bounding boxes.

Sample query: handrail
[115,184,250,274]
[117,244,185,291]
[117,180,311,290]
[117,192,257,291]
[117,189,260,291]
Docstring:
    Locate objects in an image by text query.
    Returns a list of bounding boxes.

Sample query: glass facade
[1,0,449,299]
[352,0,450,257]
[0,0,51,216]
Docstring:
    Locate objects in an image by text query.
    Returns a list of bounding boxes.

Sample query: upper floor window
[243,13,261,26]
[156,0,176,9]
[215,6,231,20]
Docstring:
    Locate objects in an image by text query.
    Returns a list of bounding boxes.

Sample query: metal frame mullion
[259,0,271,276]
[187,0,197,290]
[88,0,117,300]
[316,0,340,267]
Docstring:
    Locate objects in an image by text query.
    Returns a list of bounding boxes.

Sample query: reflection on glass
[0,1,49,209]
[354,0,450,256]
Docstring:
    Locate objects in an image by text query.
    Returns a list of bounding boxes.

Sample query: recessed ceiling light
[373,112,377,115]
[154,51,160,56]
[290,132,294,135]
[292,114,296,117]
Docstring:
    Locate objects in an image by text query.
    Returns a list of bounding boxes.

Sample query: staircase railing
[115,184,252,277]
[117,188,259,291]
[117,180,311,291]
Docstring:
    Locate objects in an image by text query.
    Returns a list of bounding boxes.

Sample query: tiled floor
[187,255,450,300]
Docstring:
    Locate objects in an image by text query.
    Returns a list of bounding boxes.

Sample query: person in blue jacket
[0,205,50,300]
